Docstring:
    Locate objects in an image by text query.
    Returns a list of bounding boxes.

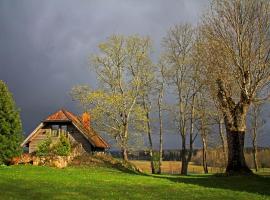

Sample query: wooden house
[21,109,109,154]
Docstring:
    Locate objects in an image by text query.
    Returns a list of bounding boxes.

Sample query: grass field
[131,160,270,174]
[0,165,269,200]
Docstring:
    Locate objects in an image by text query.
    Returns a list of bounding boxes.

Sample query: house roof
[21,109,110,149]
[45,109,71,122]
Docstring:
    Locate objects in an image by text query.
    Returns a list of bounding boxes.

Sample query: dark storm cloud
[0,0,211,149]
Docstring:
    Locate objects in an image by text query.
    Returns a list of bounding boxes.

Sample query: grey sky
[3,0,268,149]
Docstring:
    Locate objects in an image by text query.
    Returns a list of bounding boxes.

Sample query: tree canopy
[0,80,23,164]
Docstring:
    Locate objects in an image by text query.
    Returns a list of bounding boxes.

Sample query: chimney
[82,112,90,129]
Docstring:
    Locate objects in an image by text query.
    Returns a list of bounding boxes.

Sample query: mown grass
[0,165,269,200]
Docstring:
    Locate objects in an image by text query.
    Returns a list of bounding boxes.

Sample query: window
[52,125,59,130]
[61,125,67,131]
[51,125,59,136]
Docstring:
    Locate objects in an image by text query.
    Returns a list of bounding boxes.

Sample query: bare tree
[211,103,227,167]
[157,86,164,174]
[200,122,209,174]
[141,94,155,173]
[197,0,270,175]
[196,92,215,174]
[156,64,165,174]
[162,24,200,175]
[248,103,265,171]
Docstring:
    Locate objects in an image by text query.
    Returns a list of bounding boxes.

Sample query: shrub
[36,136,52,156]
[36,134,71,156]
[53,134,71,156]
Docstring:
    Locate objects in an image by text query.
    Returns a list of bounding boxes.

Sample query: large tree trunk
[217,79,252,175]
[225,129,251,174]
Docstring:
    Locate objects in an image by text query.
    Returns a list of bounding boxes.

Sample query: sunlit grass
[0,165,269,200]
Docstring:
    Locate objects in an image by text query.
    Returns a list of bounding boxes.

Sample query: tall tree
[197,0,270,174]
[248,103,265,171]
[156,64,165,174]
[211,102,227,167]
[127,39,156,172]
[162,24,200,175]
[196,93,212,174]
[0,80,22,164]
[71,35,152,161]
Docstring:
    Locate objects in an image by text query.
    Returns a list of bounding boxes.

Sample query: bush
[36,136,52,156]
[36,133,71,156]
[53,134,71,156]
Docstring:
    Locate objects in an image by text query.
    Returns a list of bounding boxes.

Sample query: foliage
[53,134,71,156]
[0,80,23,164]
[36,134,71,156]
[36,136,52,156]
[71,35,153,160]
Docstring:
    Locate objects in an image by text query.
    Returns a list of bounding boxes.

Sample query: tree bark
[121,123,129,162]
[252,132,258,172]
[217,79,252,175]
[146,112,155,174]
[142,98,155,174]
[157,85,164,174]
[188,95,195,162]
[226,129,251,174]
[251,105,259,172]
[122,147,128,161]
[218,117,227,167]
[202,136,208,174]
[181,135,188,175]
[200,113,208,174]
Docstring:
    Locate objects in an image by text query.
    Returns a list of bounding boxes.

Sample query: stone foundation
[33,143,84,168]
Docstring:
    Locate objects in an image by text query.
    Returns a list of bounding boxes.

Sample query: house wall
[28,123,95,154]
[29,128,48,153]
[67,125,93,153]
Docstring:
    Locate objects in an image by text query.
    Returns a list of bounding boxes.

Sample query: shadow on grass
[151,173,270,196]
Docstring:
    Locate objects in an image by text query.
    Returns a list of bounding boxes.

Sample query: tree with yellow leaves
[72,35,153,161]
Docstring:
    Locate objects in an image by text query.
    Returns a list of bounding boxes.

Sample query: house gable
[21,109,109,153]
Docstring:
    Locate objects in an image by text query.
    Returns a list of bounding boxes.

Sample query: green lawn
[0,165,269,200]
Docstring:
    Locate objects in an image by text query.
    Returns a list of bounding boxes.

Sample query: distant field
[0,165,269,200]
[131,160,270,174]
[131,160,225,174]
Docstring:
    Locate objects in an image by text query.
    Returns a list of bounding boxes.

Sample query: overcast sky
[1,0,269,149]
